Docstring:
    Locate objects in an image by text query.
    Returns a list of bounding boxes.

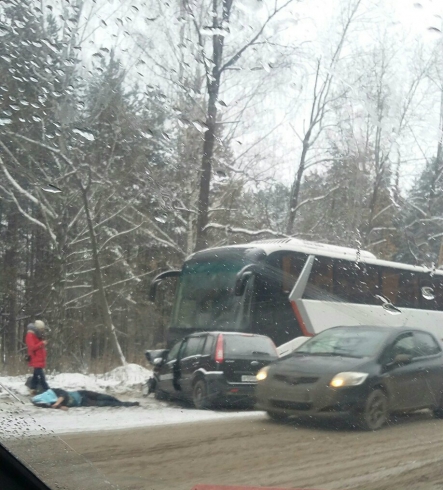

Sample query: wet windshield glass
[2,0,443,489]
[297,328,390,358]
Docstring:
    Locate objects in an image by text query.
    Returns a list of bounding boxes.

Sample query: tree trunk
[80,184,127,366]
[3,208,19,367]
[195,0,227,251]
[286,138,310,234]
[195,78,220,251]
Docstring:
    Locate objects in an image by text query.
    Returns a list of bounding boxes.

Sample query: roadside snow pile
[99,363,150,387]
[50,373,101,391]
[0,363,152,397]
[95,363,151,393]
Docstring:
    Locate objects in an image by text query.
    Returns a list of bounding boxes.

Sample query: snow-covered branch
[292,186,340,213]
[204,223,287,238]
[99,222,144,252]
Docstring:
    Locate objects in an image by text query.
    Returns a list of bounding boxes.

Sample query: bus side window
[333,261,378,304]
[281,253,308,293]
[381,268,399,304]
[355,264,379,304]
[397,271,419,308]
[303,257,334,300]
[420,275,443,311]
[418,274,443,310]
[433,277,443,311]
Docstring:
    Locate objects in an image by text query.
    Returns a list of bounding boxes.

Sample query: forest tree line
[0,0,442,372]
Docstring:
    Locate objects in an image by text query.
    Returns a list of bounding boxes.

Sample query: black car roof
[327,325,434,336]
[186,331,270,338]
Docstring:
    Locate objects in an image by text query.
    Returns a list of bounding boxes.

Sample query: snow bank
[0,363,264,436]
[0,363,152,398]
[98,363,151,389]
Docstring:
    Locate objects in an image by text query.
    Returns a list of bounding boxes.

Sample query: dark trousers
[31,368,49,391]
[78,390,133,407]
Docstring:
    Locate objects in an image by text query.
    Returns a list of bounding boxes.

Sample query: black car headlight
[329,372,368,388]
[256,366,270,381]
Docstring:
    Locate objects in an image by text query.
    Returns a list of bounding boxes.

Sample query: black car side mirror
[145,349,169,365]
[153,357,165,366]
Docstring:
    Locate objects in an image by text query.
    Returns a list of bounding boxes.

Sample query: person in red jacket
[25,320,49,394]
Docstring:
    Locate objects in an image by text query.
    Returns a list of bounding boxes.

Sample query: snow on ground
[0,364,263,436]
[0,363,152,397]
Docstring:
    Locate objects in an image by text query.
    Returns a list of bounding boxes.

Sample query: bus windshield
[171,257,249,331]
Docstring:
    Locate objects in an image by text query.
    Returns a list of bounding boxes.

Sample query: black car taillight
[215,334,224,363]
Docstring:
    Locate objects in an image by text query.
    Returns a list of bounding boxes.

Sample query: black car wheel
[267,410,289,422]
[193,379,210,409]
[358,389,388,431]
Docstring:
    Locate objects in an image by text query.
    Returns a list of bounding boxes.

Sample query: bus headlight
[256,366,269,381]
[329,372,368,388]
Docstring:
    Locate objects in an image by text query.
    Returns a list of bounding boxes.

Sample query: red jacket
[25,331,46,368]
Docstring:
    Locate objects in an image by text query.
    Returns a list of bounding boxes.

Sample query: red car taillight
[215,334,224,363]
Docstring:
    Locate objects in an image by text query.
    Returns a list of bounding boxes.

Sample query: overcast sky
[51,0,443,191]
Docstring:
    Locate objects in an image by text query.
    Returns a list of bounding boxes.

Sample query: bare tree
[185,0,296,250]
[286,0,362,234]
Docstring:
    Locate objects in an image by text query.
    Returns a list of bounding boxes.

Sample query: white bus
[150,238,443,352]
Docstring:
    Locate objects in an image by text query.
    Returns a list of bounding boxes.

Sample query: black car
[256,325,443,430]
[145,332,278,408]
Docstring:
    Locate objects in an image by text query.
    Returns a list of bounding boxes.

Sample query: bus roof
[191,238,443,276]
[251,238,376,260]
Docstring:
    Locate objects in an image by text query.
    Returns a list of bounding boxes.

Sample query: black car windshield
[171,255,247,331]
[224,335,277,357]
[296,328,390,358]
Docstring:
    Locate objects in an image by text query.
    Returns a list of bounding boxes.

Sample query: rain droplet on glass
[214,168,228,179]
[193,121,208,133]
[140,130,153,139]
[41,184,62,194]
[421,287,435,301]
[382,303,401,315]
[72,128,95,141]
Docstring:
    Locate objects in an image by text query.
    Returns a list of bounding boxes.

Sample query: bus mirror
[234,264,259,296]
[149,270,181,302]
[235,271,252,296]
